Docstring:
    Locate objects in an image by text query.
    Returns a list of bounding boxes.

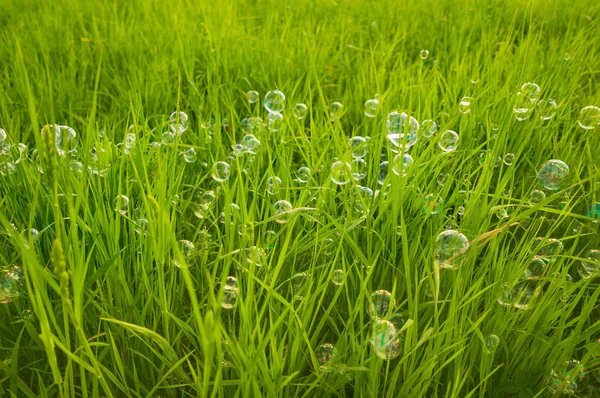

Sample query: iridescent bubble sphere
[434,230,469,270]
[386,112,419,150]
[273,200,293,224]
[578,106,600,129]
[330,161,352,185]
[211,161,231,182]
[264,90,286,114]
[438,130,459,152]
[538,159,569,191]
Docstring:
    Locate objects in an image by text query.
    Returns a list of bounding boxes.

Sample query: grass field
[1,0,600,396]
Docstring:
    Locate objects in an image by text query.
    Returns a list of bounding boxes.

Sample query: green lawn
[1,0,600,396]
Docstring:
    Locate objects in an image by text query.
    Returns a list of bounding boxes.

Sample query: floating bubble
[293,103,308,120]
[529,189,546,205]
[419,49,429,60]
[0,128,6,142]
[512,280,540,310]
[211,161,231,182]
[458,96,471,114]
[457,205,465,216]
[123,133,136,155]
[392,153,413,177]
[70,160,83,173]
[263,230,277,249]
[264,90,286,114]
[503,153,515,166]
[113,195,129,215]
[389,314,405,331]
[291,272,309,301]
[531,237,564,262]
[315,344,338,372]
[538,98,557,120]
[246,246,266,267]
[241,134,261,155]
[273,200,293,224]
[538,159,569,191]
[525,258,546,279]
[44,125,77,157]
[241,117,264,136]
[578,106,600,129]
[587,202,600,222]
[268,112,284,132]
[421,119,438,138]
[364,99,379,118]
[546,360,586,395]
[423,194,443,214]
[513,83,540,121]
[329,102,344,122]
[348,136,368,159]
[437,173,449,186]
[438,130,459,152]
[331,161,352,185]
[578,249,600,279]
[247,90,259,104]
[135,218,148,235]
[484,334,500,353]
[377,161,389,185]
[332,269,345,286]
[368,290,396,320]
[434,230,469,270]
[222,276,239,309]
[351,158,367,181]
[386,112,419,150]
[297,167,311,183]
[169,111,189,135]
[219,203,240,225]
[370,320,402,360]
[173,240,196,268]
[266,176,282,195]
[0,265,24,304]
[182,148,196,163]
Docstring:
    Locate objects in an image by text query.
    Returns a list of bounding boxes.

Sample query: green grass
[1,0,600,396]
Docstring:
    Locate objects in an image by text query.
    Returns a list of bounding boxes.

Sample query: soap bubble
[351,159,367,181]
[512,280,540,310]
[578,249,600,279]
[242,134,261,154]
[247,90,259,104]
[421,119,438,138]
[578,106,600,129]
[297,167,311,183]
[529,190,546,205]
[241,117,264,136]
[546,360,586,395]
[458,96,471,114]
[0,265,24,304]
[368,290,396,319]
[246,246,266,267]
[0,128,6,142]
[315,343,338,372]
[513,83,540,121]
[386,112,419,149]
[423,194,443,214]
[538,159,569,191]
[263,231,277,249]
[524,258,546,279]
[113,195,129,215]
[484,334,500,353]
[169,111,189,135]
[173,240,196,268]
[123,133,136,155]
[457,206,465,215]
[392,153,413,177]
[273,200,293,224]
[266,176,282,195]
[182,148,196,163]
[438,130,459,152]
[587,203,600,222]
[264,90,286,113]
[503,153,515,166]
[348,136,368,159]
[45,125,77,157]
[291,272,309,301]
[69,160,83,173]
[293,103,308,120]
[531,237,564,262]
[377,161,389,185]
[538,98,557,120]
[222,276,239,309]
[329,102,344,121]
[434,230,469,270]
[364,99,379,118]
[419,49,429,60]
[370,320,402,360]
[332,269,345,286]
[331,161,351,185]
[219,203,240,225]
[389,313,405,331]
[211,161,231,182]
[268,112,284,132]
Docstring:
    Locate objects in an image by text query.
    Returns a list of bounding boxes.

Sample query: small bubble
[421,119,438,138]
[368,290,396,320]
[434,230,469,269]
[315,344,338,372]
[438,130,459,152]
[419,49,429,60]
[264,90,286,114]
[484,334,500,353]
[503,153,515,166]
[386,112,419,149]
[364,99,379,118]
[211,161,231,182]
[329,102,344,122]
[458,96,471,114]
[293,103,308,120]
[423,194,443,215]
[331,269,345,286]
[169,111,189,135]
[331,161,352,185]
[538,159,569,191]
[222,276,239,309]
[113,195,129,215]
[529,190,546,205]
[392,153,413,177]
[348,136,368,159]
[173,240,196,268]
[273,200,293,224]
[370,320,403,360]
[247,90,259,104]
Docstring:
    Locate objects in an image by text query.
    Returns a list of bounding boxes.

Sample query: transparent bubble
[169,111,189,135]
[293,103,308,120]
[564,53,571,61]
[348,136,368,159]
[521,82,541,100]
[211,161,231,182]
[293,166,310,183]
[513,83,540,121]
[437,173,449,186]
[512,280,540,310]
[389,313,405,331]
[434,230,469,270]
[370,320,402,360]
[0,265,24,304]
[497,282,516,307]
[332,269,345,286]
[525,258,546,279]
[538,159,569,191]
[421,119,438,138]
[247,90,259,104]
[182,148,196,163]
[264,90,286,114]
[529,190,546,205]
[268,112,284,132]
[588,203,600,222]
[0,128,6,141]
[329,102,344,122]
[377,161,389,185]
[222,276,239,309]
[546,360,586,395]
[531,237,564,262]
[241,117,264,136]
[273,200,293,224]
[419,49,429,60]
[219,203,240,225]
[315,344,338,372]
[351,158,367,181]
[44,125,77,157]
[364,99,379,118]
[173,240,196,268]
[578,249,600,279]
[331,161,352,185]
[241,134,260,155]
[291,272,309,301]
[123,133,136,155]
[21,308,33,321]
[266,176,282,195]
[263,230,277,249]
[423,194,443,214]
[484,334,500,353]
[538,98,557,121]
[113,195,129,215]
[246,246,266,267]
[386,112,419,149]
[438,130,459,152]
[392,153,413,177]
[69,160,83,173]
[368,290,396,320]
[458,96,471,114]
[503,153,515,166]
[578,106,600,129]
